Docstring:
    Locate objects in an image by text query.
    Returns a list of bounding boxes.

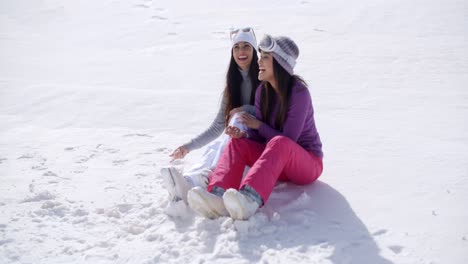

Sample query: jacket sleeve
[246,86,265,142]
[242,104,256,115]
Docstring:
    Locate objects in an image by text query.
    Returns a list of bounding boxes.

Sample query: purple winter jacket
[247,80,323,158]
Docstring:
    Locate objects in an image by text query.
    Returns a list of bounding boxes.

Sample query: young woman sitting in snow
[161,27,260,204]
[187,35,324,220]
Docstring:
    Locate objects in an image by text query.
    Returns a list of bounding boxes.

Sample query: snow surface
[1,0,467,263]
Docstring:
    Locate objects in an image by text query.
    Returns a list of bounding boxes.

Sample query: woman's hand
[225,126,247,138]
[169,146,189,161]
[229,107,244,117]
[240,113,261,129]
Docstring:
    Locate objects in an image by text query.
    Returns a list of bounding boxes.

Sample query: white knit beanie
[231,28,257,49]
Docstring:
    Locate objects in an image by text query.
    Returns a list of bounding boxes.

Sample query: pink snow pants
[207,136,323,203]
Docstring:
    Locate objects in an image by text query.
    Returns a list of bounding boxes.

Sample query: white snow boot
[160,167,192,202]
[223,188,260,220]
[187,187,228,219]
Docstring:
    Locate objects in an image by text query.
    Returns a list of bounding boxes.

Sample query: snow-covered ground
[1,0,467,263]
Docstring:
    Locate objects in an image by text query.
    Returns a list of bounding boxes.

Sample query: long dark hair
[260,58,306,130]
[222,48,260,125]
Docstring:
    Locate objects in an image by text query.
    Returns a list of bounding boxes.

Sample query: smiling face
[232,41,254,71]
[258,50,275,85]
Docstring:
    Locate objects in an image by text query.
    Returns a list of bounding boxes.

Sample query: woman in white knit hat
[188,35,324,220]
[161,27,260,204]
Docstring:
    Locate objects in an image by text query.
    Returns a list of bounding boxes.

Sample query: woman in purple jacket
[187,35,324,220]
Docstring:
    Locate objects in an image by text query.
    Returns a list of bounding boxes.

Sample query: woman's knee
[267,135,293,148]
[283,171,319,185]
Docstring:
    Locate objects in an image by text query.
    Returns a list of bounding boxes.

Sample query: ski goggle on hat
[230,27,256,40]
[229,27,257,48]
[258,34,297,69]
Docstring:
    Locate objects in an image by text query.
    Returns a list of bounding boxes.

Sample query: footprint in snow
[135,173,148,178]
[134,4,150,8]
[64,147,78,151]
[18,153,46,162]
[388,245,404,254]
[125,224,146,235]
[42,171,71,180]
[32,165,48,171]
[21,191,56,203]
[123,133,153,138]
[29,180,39,194]
[72,208,89,217]
[72,165,88,174]
[117,204,134,214]
[95,144,120,154]
[155,147,168,153]
[43,171,58,177]
[0,238,14,246]
[152,15,168,20]
[328,220,343,230]
[74,155,90,164]
[18,153,48,170]
[113,159,128,166]
[105,148,120,154]
[372,229,388,236]
[17,154,35,159]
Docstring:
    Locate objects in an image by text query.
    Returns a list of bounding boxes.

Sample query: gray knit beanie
[258,35,299,75]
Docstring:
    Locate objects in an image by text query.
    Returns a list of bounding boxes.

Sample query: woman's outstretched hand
[169,146,189,161]
[225,126,247,138]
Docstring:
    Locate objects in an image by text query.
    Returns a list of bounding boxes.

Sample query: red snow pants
[207,136,323,203]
